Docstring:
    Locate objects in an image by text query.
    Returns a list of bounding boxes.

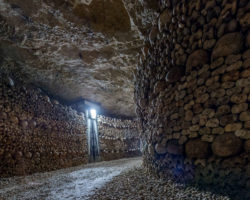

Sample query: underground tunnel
[0,0,250,199]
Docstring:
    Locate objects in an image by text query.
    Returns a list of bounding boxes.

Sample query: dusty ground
[0,157,141,200]
[89,164,231,200]
[0,157,231,200]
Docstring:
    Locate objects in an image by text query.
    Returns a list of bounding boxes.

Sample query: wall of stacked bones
[0,73,140,177]
[98,115,141,161]
[0,74,89,177]
[135,0,250,199]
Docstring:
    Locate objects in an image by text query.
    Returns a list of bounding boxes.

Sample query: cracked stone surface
[0,0,157,117]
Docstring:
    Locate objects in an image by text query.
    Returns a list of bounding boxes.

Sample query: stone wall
[98,115,141,161]
[135,0,250,199]
[0,73,88,177]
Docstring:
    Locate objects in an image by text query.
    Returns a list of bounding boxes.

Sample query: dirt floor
[0,157,231,200]
[0,157,141,200]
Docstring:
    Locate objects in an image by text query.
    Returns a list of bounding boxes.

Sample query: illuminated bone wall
[98,115,141,161]
[135,0,250,199]
[0,73,88,177]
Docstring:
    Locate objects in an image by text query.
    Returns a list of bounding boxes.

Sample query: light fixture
[90,108,97,119]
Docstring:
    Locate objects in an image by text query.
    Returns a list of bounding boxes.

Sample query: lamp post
[85,107,100,162]
[75,99,100,162]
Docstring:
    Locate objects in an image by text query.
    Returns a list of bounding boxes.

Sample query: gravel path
[0,157,141,200]
[0,157,231,200]
[88,166,231,200]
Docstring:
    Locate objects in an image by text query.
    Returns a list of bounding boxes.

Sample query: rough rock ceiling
[0,0,157,118]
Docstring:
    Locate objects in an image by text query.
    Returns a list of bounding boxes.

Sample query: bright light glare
[90,109,97,119]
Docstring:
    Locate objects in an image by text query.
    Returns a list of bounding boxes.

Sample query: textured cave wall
[0,0,170,118]
[0,0,145,118]
[0,72,88,177]
[98,115,141,161]
[135,0,250,199]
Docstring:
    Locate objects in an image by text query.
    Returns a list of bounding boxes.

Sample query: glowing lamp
[90,109,97,119]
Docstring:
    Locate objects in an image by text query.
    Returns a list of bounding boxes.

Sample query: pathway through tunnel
[0,157,231,200]
[0,158,141,200]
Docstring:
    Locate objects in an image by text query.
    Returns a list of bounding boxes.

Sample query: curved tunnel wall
[0,74,89,177]
[135,0,250,199]
[98,115,141,161]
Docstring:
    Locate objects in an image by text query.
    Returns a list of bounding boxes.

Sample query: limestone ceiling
[0,0,157,117]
